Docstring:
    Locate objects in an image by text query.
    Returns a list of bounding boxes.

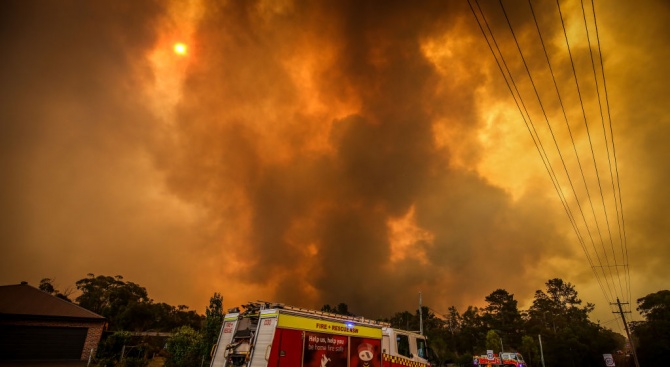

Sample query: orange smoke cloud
[1,1,669,331]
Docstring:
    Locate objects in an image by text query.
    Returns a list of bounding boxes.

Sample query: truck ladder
[226,302,267,367]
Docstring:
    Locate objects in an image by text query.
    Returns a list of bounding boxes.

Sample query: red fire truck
[473,352,525,367]
[210,302,436,367]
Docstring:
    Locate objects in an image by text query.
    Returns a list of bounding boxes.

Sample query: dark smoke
[1,1,669,324]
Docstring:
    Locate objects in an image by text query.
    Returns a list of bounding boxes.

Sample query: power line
[525,0,617,304]
[469,0,583,257]
[468,0,612,303]
[499,0,619,302]
[556,0,622,305]
[467,0,632,316]
[578,0,627,303]
[589,0,632,308]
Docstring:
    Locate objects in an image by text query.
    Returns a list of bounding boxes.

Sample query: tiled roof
[0,283,104,320]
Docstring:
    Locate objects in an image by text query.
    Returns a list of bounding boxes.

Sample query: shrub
[165,326,204,367]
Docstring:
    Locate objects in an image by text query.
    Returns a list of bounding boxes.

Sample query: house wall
[0,318,105,360]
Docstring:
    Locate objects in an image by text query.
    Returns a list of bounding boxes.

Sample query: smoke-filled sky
[1,0,668,332]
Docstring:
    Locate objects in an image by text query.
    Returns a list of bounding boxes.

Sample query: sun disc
[174,43,187,55]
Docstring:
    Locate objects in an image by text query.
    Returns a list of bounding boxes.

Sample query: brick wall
[0,318,106,360]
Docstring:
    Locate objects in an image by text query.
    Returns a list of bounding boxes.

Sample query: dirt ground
[146,357,165,367]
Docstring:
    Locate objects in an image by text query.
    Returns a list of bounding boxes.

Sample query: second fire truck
[473,352,526,367]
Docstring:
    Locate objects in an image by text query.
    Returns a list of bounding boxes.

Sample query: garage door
[0,325,88,360]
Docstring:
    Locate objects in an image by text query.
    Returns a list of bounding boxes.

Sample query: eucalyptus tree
[632,289,670,366]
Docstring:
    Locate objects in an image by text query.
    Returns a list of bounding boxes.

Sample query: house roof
[0,283,104,320]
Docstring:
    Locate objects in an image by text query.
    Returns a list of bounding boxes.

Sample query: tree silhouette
[632,290,670,366]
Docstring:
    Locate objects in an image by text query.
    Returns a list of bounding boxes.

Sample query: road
[0,357,165,367]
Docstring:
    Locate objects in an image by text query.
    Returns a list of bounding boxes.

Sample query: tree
[436,306,462,363]
[165,326,203,367]
[39,278,56,294]
[527,279,592,336]
[389,310,415,331]
[145,302,178,331]
[202,293,224,362]
[172,305,204,331]
[485,330,502,354]
[526,278,620,367]
[75,273,204,331]
[632,290,670,366]
[445,306,461,337]
[39,278,72,302]
[76,275,131,313]
[321,303,354,316]
[483,289,523,349]
[75,274,150,330]
[459,306,485,354]
[636,289,670,321]
[417,306,442,333]
[520,335,539,367]
[93,330,154,367]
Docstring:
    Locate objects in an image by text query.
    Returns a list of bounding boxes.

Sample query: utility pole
[538,334,546,367]
[612,298,640,367]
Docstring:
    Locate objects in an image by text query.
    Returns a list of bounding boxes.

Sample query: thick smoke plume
[1,0,669,324]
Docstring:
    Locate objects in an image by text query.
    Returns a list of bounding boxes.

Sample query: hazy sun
[174,43,187,55]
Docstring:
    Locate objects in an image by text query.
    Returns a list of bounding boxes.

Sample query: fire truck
[473,352,525,367]
[210,302,437,367]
